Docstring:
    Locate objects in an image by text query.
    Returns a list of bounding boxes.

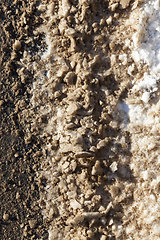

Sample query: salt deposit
[118,2,160,239]
[132,0,160,102]
[118,0,160,126]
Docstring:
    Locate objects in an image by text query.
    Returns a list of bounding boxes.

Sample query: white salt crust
[132,0,160,102]
[116,2,160,239]
[119,0,160,125]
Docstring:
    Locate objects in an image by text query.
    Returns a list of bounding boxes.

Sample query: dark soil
[0,0,48,239]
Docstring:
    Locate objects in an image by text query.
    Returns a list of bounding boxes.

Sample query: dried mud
[0,0,159,240]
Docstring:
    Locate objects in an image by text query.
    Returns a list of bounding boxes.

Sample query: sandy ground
[0,0,159,239]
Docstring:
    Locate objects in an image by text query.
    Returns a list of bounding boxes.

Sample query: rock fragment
[120,0,131,9]
[109,3,118,11]
[70,199,81,210]
[92,161,103,175]
[13,40,21,51]
[97,138,108,149]
[75,151,94,158]
[101,235,107,240]
[106,16,112,25]
[3,213,9,221]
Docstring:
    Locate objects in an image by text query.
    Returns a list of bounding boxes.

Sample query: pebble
[23,226,28,237]
[120,0,131,9]
[3,213,9,221]
[97,138,108,149]
[101,235,107,240]
[110,3,118,12]
[109,42,115,50]
[14,152,19,158]
[106,16,112,25]
[110,161,118,172]
[0,100,4,106]
[16,192,21,200]
[70,199,81,210]
[92,161,103,175]
[75,151,94,158]
[13,40,21,51]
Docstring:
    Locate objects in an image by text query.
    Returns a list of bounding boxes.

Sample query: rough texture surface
[0,0,159,239]
[0,0,48,239]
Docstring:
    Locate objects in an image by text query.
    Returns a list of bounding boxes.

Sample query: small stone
[119,54,127,65]
[101,235,107,240]
[62,161,69,170]
[16,192,21,200]
[110,3,118,11]
[128,64,135,76]
[69,37,76,52]
[31,235,36,240]
[91,161,103,175]
[100,18,105,26]
[23,226,28,237]
[109,42,115,50]
[104,68,112,77]
[48,208,54,220]
[97,138,108,149]
[110,54,116,65]
[99,206,105,212]
[3,213,9,221]
[0,100,4,106]
[87,230,94,238]
[109,218,114,226]
[90,146,97,152]
[98,124,103,135]
[120,0,131,9]
[20,223,24,228]
[106,16,112,25]
[110,161,118,172]
[13,40,21,51]
[14,152,19,158]
[92,22,98,29]
[70,199,81,210]
[75,151,94,158]
[114,13,119,19]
